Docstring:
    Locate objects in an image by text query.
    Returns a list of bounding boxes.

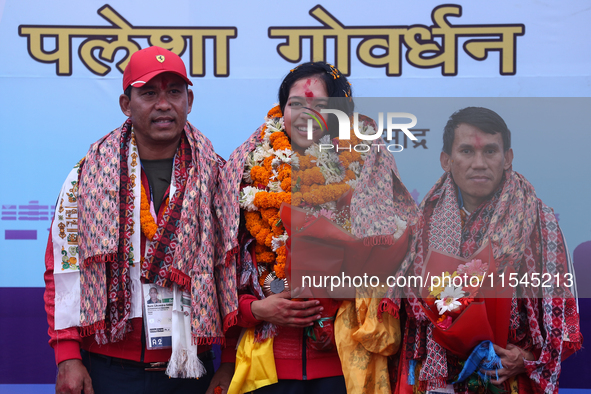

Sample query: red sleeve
[220,325,242,363]
[44,226,82,365]
[237,294,262,328]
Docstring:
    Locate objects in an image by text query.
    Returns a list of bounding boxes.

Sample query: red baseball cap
[122,46,193,91]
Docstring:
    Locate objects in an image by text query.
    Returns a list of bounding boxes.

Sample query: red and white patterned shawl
[76,119,237,345]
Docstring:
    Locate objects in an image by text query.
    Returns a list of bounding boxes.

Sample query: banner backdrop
[0,0,589,388]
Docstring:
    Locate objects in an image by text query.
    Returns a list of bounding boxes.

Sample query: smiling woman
[278,62,354,152]
[282,75,329,150]
[215,62,419,394]
[213,62,357,394]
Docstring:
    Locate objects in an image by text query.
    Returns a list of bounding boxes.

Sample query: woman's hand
[250,292,323,327]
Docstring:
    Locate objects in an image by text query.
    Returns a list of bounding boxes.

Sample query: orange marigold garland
[140,183,158,241]
[240,105,292,280]
[288,114,376,231]
[240,105,373,285]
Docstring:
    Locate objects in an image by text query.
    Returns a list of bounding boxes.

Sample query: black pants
[81,350,214,394]
[252,376,347,394]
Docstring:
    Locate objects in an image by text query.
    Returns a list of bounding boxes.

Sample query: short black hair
[278,62,354,138]
[442,107,511,154]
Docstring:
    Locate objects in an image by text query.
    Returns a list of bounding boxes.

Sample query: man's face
[119,72,193,155]
[440,123,513,211]
[284,76,329,150]
[150,288,158,301]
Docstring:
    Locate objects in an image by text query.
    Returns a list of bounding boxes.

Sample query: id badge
[142,284,173,349]
[427,384,456,393]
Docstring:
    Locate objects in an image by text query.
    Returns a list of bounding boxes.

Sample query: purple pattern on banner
[1,205,17,220]
[18,201,49,221]
[5,230,37,240]
[0,288,56,384]
[1,202,54,221]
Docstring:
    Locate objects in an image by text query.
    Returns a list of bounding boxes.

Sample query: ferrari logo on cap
[156,55,165,63]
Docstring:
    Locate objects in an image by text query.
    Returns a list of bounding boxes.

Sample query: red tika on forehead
[304,79,315,102]
[160,76,169,90]
[305,90,315,105]
[473,133,483,149]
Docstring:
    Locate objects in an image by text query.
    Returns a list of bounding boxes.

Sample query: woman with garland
[214,62,420,394]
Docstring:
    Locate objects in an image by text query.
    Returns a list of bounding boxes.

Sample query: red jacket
[224,294,343,380]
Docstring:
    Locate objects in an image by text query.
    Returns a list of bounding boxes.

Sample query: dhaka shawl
[72,119,237,345]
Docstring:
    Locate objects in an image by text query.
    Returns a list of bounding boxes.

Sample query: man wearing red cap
[43,46,237,393]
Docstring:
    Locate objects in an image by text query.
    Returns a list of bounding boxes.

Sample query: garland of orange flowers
[290,133,364,210]
[140,182,158,241]
[241,105,291,279]
[242,106,368,282]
